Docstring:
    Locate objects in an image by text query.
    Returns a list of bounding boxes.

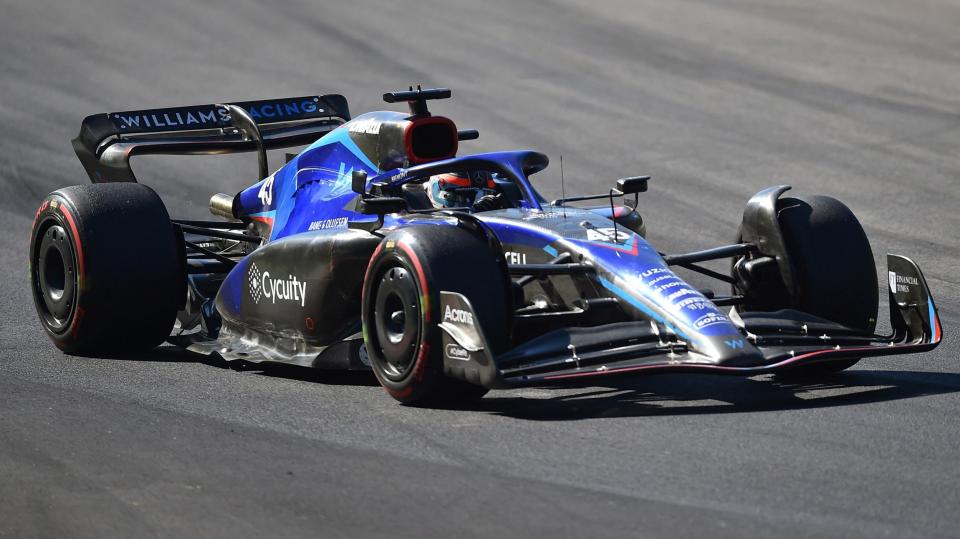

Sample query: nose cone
[691,332,766,366]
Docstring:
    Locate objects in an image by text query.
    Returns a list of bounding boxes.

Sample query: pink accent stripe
[58,205,85,281]
[933,310,942,343]
[542,341,940,382]
[397,240,430,322]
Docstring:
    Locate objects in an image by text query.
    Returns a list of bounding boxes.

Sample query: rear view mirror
[358,197,407,216]
[352,170,368,196]
[616,176,649,195]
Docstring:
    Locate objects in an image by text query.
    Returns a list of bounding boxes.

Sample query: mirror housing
[457,129,479,141]
[616,176,649,195]
[358,196,407,216]
[352,170,368,196]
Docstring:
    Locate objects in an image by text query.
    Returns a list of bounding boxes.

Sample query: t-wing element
[383,86,451,117]
[72,95,350,183]
[219,104,267,182]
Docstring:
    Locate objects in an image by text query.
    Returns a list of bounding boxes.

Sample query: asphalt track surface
[2,0,959,537]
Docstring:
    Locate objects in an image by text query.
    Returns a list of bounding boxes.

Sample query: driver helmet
[425,170,495,209]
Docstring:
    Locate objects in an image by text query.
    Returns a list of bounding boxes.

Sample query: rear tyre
[29,183,185,355]
[361,225,511,406]
[735,195,878,375]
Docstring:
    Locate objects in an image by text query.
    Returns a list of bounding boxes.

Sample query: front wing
[439,254,943,388]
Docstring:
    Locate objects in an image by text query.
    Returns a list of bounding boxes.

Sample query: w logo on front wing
[725,339,745,349]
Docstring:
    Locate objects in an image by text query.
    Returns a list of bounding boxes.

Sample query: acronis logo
[111,98,325,131]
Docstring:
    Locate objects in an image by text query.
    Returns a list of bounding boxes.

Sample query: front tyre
[29,183,185,355]
[735,194,878,375]
[778,195,877,374]
[361,225,511,406]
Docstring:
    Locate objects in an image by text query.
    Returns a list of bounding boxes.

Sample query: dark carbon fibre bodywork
[194,228,380,366]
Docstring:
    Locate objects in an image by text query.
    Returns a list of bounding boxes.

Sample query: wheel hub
[33,222,77,332]
[373,266,421,379]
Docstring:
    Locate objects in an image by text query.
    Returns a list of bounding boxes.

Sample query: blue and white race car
[29,87,942,404]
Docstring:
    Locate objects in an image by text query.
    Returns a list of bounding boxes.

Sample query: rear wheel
[29,183,185,354]
[361,225,511,406]
[734,195,877,374]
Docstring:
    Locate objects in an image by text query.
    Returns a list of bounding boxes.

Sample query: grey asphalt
[1,0,959,537]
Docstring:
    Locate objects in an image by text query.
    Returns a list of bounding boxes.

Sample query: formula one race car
[29,87,943,404]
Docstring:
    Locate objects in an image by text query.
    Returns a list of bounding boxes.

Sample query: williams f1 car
[29,87,942,404]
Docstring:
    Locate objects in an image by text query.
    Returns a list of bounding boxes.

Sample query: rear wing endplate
[72,94,350,183]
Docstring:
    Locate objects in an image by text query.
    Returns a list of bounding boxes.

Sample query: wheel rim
[372,265,421,380]
[33,221,77,333]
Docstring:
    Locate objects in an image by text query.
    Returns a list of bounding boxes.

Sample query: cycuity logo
[247,262,308,307]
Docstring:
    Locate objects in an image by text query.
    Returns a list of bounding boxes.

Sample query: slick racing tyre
[735,194,877,375]
[29,183,185,355]
[361,225,512,406]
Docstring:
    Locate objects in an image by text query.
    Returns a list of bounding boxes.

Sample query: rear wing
[72,94,350,183]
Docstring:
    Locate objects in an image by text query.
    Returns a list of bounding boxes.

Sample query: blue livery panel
[478,208,750,361]
[225,117,752,363]
[236,126,382,240]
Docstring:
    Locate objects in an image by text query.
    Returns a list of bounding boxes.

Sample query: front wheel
[361,225,511,406]
[734,194,878,375]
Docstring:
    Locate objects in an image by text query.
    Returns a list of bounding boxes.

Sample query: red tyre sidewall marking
[57,204,85,287]
[397,240,430,323]
[364,237,435,396]
[397,240,431,383]
[389,384,414,399]
[360,240,387,346]
[31,200,49,233]
[58,204,86,337]
[28,200,50,276]
[362,240,421,398]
